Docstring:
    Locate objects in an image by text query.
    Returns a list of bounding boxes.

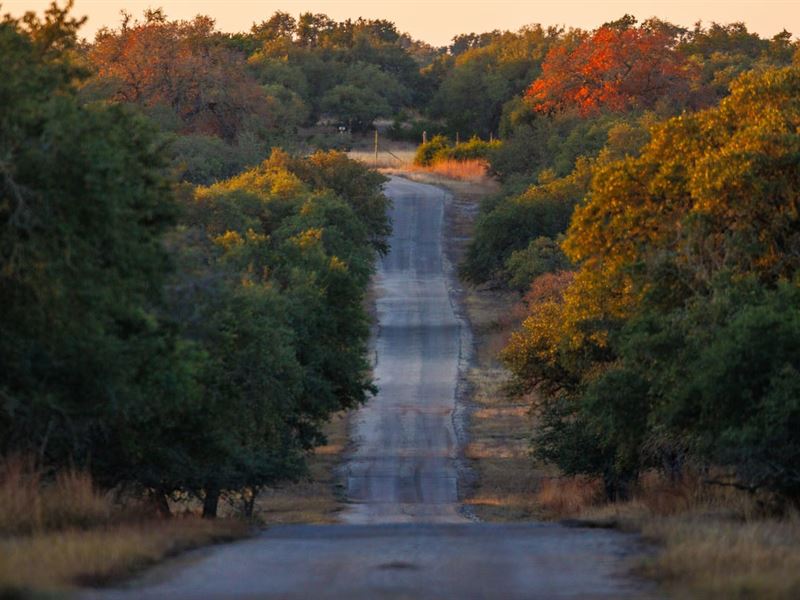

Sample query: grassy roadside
[0,459,250,596]
[0,518,249,594]
[0,415,349,597]
[405,164,800,599]
[556,476,800,598]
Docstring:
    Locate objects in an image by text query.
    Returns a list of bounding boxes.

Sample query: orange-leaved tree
[526,23,696,115]
[89,9,271,140]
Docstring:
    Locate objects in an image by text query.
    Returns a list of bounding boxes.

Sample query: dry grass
[640,515,800,598]
[0,456,114,536]
[534,476,604,519]
[549,471,762,526]
[462,360,541,521]
[0,456,250,595]
[0,518,249,592]
[347,148,415,169]
[410,158,492,182]
[535,470,800,598]
[346,140,416,169]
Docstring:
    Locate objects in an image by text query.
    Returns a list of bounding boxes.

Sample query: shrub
[413,135,500,166]
[505,236,571,291]
[413,134,450,166]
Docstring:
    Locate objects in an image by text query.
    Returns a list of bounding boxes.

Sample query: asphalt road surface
[343,177,466,524]
[84,177,654,600]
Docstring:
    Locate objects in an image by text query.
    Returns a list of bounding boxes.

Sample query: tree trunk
[202,487,220,519]
[151,488,171,518]
[603,469,634,502]
[662,449,684,483]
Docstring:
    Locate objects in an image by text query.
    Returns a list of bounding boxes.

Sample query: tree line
[3,0,800,511]
[0,3,389,516]
[458,17,800,502]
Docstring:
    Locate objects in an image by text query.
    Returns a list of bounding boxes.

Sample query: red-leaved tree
[527,25,696,115]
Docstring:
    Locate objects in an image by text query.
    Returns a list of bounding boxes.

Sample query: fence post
[374,129,379,167]
[456,131,460,146]
[422,130,427,144]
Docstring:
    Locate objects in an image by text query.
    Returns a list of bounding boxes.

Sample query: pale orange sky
[3,0,799,45]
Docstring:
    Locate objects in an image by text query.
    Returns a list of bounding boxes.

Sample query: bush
[449,136,501,161]
[463,158,591,284]
[413,134,450,166]
[413,135,500,166]
[170,134,265,184]
[505,236,570,291]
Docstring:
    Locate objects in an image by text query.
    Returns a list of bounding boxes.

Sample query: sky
[3,0,799,45]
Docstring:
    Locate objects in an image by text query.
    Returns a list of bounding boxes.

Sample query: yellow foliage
[213,230,244,250]
[293,228,323,250]
[329,256,347,272]
[509,67,800,387]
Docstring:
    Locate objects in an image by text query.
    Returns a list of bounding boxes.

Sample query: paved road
[84,177,654,600]
[343,176,466,524]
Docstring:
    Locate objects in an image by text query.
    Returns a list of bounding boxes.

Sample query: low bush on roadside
[414,135,500,166]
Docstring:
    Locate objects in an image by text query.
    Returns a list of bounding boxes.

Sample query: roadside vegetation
[443,16,800,600]
[0,456,249,594]
[1,3,387,595]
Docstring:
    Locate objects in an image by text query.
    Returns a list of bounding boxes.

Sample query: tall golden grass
[0,519,249,591]
[411,158,490,182]
[535,476,604,518]
[0,456,249,593]
[538,470,762,524]
[535,471,800,598]
[0,455,113,535]
[640,513,800,598]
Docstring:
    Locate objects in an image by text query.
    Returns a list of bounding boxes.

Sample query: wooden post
[422,130,427,144]
[374,129,379,167]
[489,131,494,142]
[455,131,460,146]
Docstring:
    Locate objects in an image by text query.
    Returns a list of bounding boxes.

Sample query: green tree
[0,2,200,497]
[320,84,391,131]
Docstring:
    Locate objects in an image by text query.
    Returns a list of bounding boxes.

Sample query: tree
[320,84,390,131]
[505,236,571,291]
[251,11,296,43]
[428,25,561,136]
[89,11,273,141]
[0,2,201,497]
[172,149,390,515]
[505,66,800,500]
[527,23,697,115]
[463,158,592,284]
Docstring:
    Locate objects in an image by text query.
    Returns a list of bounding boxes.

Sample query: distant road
[84,176,654,600]
[343,176,466,524]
